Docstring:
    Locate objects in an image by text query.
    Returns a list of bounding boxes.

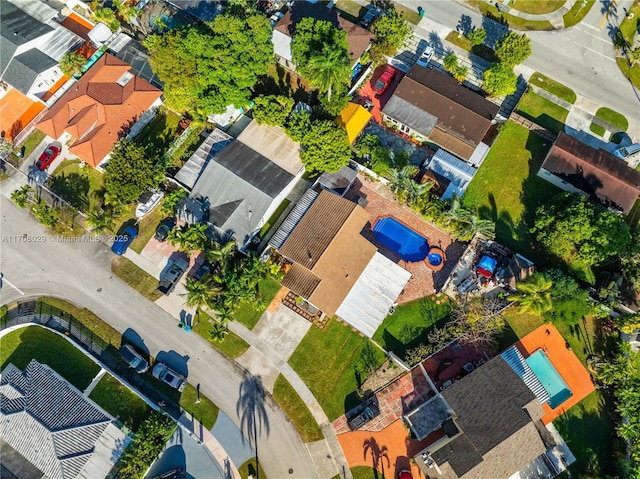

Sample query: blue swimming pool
[526,350,573,409]
[373,217,430,262]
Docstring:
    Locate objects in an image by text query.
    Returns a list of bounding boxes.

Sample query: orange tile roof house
[272,189,411,337]
[37,54,162,167]
[538,132,640,213]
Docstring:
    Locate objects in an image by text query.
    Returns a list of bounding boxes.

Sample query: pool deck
[346,175,465,303]
[515,324,595,425]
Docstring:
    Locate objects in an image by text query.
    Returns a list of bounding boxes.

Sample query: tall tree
[483,62,518,97]
[531,192,631,268]
[103,140,163,205]
[145,13,273,117]
[507,273,553,316]
[466,28,487,47]
[299,120,351,174]
[305,45,351,102]
[166,223,209,254]
[182,276,221,309]
[252,95,294,127]
[59,52,86,77]
[495,31,532,66]
[370,9,410,63]
[85,210,115,234]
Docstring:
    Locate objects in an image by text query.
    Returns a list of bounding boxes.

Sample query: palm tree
[113,0,139,23]
[182,276,221,309]
[387,165,418,203]
[629,47,640,67]
[508,273,553,316]
[214,306,234,327]
[167,223,209,254]
[453,208,495,240]
[85,210,115,234]
[209,321,228,342]
[207,239,237,274]
[305,44,350,102]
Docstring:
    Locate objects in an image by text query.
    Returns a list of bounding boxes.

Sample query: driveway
[0,195,315,478]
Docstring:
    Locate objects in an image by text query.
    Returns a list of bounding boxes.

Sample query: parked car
[152,363,186,392]
[154,217,176,242]
[111,225,138,255]
[359,4,382,29]
[150,467,185,479]
[35,144,61,170]
[270,11,284,27]
[372,66,397,95]
[119,344,149,373]
[613,143,640,160]
[399,470,413,479]
[416,45,434,68]
[157,257,190,295]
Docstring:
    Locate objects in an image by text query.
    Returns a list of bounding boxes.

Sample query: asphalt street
[0,195,316,478]
[401,0,640,134]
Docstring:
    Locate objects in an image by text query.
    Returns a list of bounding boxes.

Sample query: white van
[613,143,640,160]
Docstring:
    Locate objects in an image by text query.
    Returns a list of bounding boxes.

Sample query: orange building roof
[37,53,161,167]
[515,323,595,425]
[0,87,45,139]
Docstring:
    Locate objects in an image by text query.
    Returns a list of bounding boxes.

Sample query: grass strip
[180,383,219,430]
[273,374,324,442]
[89,373,150,430]
[528,72,576,104]
[111,256,162,302]
[595,107,628,131]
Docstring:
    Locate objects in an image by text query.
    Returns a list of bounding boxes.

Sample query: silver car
[152,363,186,392]
[120,344,149,373]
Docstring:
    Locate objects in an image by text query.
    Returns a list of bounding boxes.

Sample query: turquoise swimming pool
[526,350,573,409]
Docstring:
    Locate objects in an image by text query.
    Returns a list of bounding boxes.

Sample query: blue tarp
[477,255,497,274]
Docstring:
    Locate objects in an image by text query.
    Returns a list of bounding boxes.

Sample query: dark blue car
[111,225,138,255]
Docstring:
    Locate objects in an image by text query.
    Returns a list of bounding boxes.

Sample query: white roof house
[425,148,478,200]
[0,360,128,479]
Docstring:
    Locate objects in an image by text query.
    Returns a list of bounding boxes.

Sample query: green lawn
[616,56,640,89]
[463,121,559,264]
[528,72,576,104]
[510,0,565,13]
[516,90,569,134]
[289,318,387,421]
[0,326,99,391]
[273,374,324,443]
[18,129,46,156]
[111,256,162,302]
[590,122,606,136]
[238,458,266,479]
[444,32,499,63]
[130,202,167,253]
[89,373,150,430]
[50,159,105,212]
[619,0,640,40]
[234,278,282,330]
[468,0,554,30]
[595,107,628,132]
[134,108,182,155]
[180,383,219,430]
[392,1,422,24]
[39,297,122,345]
[562,0,596,27]
[349,467,380,479]
[372,295,453,361]
[192,310,250,359]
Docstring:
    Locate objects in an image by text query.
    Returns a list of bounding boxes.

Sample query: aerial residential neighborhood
[1,0,640,478]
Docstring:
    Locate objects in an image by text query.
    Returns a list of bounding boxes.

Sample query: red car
[35,144,61,170]
[372,66,397,95]
[399,470,413,479]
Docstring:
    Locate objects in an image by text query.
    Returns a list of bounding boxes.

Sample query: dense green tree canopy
[483,62,517,97]
[284,111,313,143]
[299,120,351,174]
[103,140,164,205]
[291,18,349,69]
[495,31,532,66]
[531,192,631,267]
[252,95,294,126]
[59,52,86,77]
[466,28,487,47]
[370,9,410,63]
[145,13,273,117]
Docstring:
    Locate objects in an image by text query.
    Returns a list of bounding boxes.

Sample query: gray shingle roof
[0,2,53,47]
[190,140,295,246]
[0,360,126,479]
[2,49,57,94]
